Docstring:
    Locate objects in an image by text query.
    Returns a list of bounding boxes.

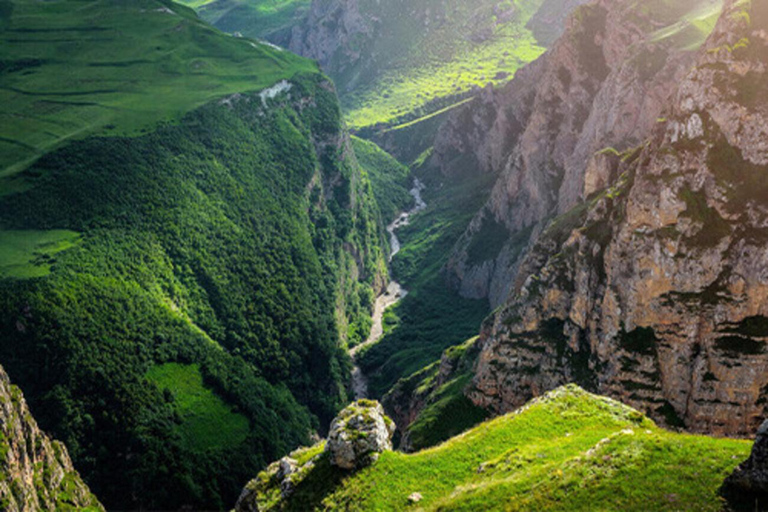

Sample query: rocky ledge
[0,365,103,511]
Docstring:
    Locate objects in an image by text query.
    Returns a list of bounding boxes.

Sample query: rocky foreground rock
[326,399,395,470]
[235,400,394,511]
[0,365,103,511]
[722,419,768,511]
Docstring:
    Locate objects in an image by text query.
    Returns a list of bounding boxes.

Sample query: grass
[340,0,549,129]
[0,0,317,178]
[352,136,413,223]
[251,385,750,511]
[146,363,250,452]
[0,229,80,278]
[176,0,311,39]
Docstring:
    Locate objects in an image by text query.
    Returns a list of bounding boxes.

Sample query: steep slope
[175,0,311,40]
[235,385,749,511]
[469,0,768,437]
[0,0,316,179]
[0,364,103,512]
[0,0,389,509]
[283,0,591,130]
[431,0,724,307]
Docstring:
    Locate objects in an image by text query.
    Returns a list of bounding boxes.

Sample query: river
[351,178,426,399]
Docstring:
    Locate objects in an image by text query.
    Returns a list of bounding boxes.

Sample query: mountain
[0,0,398,509]
[286,0,591,132]
[0,364,103,512]
[175,0,311,41]
[182,0,590,135]
[429,0,724,307]
[467,0,768,437]
[234,385,750,511]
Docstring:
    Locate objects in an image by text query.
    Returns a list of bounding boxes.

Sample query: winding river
[351,179,426,399]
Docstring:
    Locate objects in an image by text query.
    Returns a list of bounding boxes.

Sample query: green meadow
[0,0,316,178]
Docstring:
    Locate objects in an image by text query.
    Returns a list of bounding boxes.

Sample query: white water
[351,179,427,399]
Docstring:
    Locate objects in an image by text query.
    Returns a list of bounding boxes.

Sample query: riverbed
[351,179,426,399]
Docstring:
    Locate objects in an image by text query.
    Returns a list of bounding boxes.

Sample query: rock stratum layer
[434,0,724,306]
[0,365,102,511]
[468,0,768,438]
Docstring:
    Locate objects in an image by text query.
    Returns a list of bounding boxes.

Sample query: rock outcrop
[468,0,768,438]
[0,365,103,511]
[433,0,724,306]
[326,400,395,470]
[722,419,768,510]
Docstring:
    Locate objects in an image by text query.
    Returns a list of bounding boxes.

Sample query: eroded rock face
[435,0,721,306]
[468,0,768,438]
[722,420,768,510]
[0,365,103,511]
[326,400,395,470]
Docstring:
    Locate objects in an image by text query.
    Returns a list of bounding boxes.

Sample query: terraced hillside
[0,0,391,509]
[240,386,750,511]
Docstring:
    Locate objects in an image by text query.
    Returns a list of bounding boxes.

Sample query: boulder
[326,399,395,470]
[721,420,768,511]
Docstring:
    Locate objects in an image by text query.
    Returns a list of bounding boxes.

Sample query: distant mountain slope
[0,0,390,509]
[176,0,311,40]
[469,0,768,437]
[0,364,103,512]
[0,0,316,180]
[180,0,590,132]
[287,0,591,130]
[236,385,749,511]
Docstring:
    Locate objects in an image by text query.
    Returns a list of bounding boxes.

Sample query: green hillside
[176,0,311,40]
[0,0,316,179]
[183,0,583,131]
[336,0,549,130]
[0,0,389,509]
[247,386,750,511]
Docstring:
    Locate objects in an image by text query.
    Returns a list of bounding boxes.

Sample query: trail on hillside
[351,179,426,399]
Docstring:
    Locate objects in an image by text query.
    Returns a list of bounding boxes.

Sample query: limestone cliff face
[0,365,102,511]
[284,0,374,93]
[468,0,768,438]
[436,0,722,306]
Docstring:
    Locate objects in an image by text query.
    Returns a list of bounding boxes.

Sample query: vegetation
[351,136,413,224]
[338,0,550,129]
[0,0,317,179]
[145,363,250,452]
[357,164,495,398]
[182,0,574,130]
[385,338,490,451]
[177,0,311,39]
[249,385,751,511]
[0,3,390,507]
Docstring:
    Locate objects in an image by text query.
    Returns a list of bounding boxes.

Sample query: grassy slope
[146,363,250,452]
[341,0,548,129]
[385,337,490,452]
[181,0,560,130]
[252,386,751,511]
[0,1,388,509]
[176,0,310,39]
[351,136,413,223]
[0,0,316,179]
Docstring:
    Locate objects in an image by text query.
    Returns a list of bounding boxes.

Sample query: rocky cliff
[434,0,724,306]
[468,0,768,438]
[0,365,102,511]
